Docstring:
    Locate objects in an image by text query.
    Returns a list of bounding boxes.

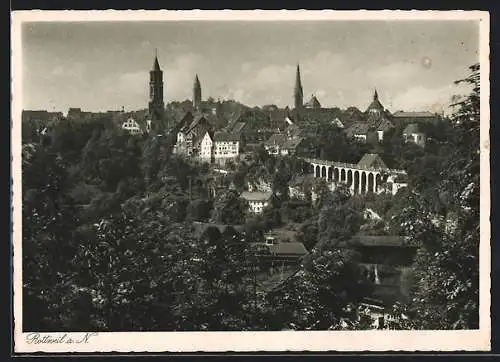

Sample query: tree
[391,64,480,329]
[186,199,213,222]
[211,189,248,225]
[315,186,364,250]
[22,146,83,331]
[266,245,374,330]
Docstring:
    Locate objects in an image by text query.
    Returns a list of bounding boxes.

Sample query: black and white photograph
[12,10,490,352]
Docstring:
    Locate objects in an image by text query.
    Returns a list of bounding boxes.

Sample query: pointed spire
[294,63,303,110]
[373,88,379,101]
[295,64,302,89]
[153,49,161,71]
[193,74,202,110]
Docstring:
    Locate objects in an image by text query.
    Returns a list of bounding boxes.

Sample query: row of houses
[172,111,243,164]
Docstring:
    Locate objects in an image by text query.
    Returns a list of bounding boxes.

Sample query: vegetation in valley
[22,64,480,331]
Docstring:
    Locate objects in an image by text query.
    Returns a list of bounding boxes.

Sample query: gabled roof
[177,112,195,133]
[375,117,394,132]
[178,112,211,135]
[264,133,287,146]
[269,242,308,256]
[268,109,288,124]
[345,116,394,136]
[304,95,322,109]
[345,122,371,136]
[188,115,209,133]
[192,129,213,146]
[357,153,388,169]
[264,133,305,150]
[228,121,247,133]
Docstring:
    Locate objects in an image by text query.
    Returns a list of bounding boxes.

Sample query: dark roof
[264,134,305,150]
[349,235,409,247]
[301,107,344,122]
[393,111,438,118]
[267,109,288,126]
[375,117,395,132]
[357,153,388,169]
[269,242,308,256]
[228,121,247,133]
[403,123,422,134]
[177,112,194,132]
[187,115,209,133]
[214,131,240,142]
[177,112,212,136]
[366,99,384,113]
[345,122,370,136]
[264,133,286,146]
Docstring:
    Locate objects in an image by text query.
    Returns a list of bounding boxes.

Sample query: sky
[21,20,479,115]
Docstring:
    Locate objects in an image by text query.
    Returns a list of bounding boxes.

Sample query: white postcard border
[11,9,491,353]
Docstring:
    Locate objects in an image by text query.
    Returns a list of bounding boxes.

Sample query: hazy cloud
[21,21,479,113]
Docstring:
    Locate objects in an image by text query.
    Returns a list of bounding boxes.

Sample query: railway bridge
[301,153,407,195]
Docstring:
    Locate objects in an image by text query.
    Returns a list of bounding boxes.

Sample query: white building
[121,118,142,135]
[199,131,214,163]
[241,191,272,214]
[214,132,240,161]
[403,123,426,148]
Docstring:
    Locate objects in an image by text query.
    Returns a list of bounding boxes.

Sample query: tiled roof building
[392,110,443,127]
[304,94,322,109]
[357,153,388,169]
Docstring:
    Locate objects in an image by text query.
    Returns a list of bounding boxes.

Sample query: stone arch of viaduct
[303,158,404,195]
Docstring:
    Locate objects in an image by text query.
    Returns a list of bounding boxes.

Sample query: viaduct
[301,155,407,195]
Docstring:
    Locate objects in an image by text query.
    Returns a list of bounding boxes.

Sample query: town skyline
[22,20,478,114]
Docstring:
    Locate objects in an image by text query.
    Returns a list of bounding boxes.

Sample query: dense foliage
[22,64,480,331]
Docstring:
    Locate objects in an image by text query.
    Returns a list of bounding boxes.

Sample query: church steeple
[294,63,304,110]
[193,74,202,110]
[148,50,165,129]
[366,88,384,117]
[153,48,161,71]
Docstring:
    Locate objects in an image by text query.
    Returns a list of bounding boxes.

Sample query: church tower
[294,64,304,110]
[193,74,202,111]
[148,50,165,126]
[366,88,385,119]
